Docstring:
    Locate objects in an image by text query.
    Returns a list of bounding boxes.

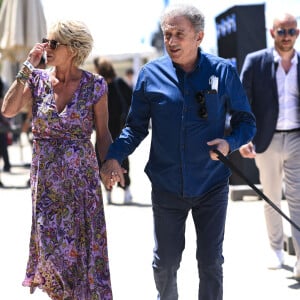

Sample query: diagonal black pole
[213,149,300,232]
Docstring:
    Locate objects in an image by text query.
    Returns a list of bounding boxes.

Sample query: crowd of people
[0,3,299,300]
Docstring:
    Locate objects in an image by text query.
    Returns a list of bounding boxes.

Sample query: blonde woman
[2,20,113,300]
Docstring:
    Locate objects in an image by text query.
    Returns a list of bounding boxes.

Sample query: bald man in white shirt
[239,13,300,279]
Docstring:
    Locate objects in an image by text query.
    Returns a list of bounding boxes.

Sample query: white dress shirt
[274,50,300,130]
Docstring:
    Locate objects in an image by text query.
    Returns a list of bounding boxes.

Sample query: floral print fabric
[22,69,112,300]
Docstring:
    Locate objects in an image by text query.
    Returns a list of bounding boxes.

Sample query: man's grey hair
[160,3,205,33]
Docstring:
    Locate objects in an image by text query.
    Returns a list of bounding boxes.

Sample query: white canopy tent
[0,0,47,85]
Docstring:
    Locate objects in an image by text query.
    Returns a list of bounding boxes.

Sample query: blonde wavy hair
[48,20,93,66]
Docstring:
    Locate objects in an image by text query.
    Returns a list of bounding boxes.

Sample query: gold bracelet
[20,65,31,76]
[16,78,26,85]
[16,70,29,81]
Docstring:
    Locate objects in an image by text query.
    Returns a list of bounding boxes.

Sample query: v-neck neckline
[51,70,85,115]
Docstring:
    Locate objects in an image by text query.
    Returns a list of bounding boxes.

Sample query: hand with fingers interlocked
[100,159,127,190]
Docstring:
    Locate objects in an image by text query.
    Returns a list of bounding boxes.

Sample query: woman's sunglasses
[42,38,68,50]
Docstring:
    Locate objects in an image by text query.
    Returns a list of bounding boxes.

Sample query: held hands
[207,138,230,160]
[239,142,256,158]
[100,159,127,190]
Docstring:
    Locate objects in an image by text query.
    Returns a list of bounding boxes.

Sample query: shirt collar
[172,48,202,72]
[273,48,298,64]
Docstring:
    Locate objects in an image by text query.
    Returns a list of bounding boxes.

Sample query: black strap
[213,149,300,232]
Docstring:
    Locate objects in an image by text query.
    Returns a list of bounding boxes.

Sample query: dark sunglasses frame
[276,28,297,37]
[195,89,217,119]
[195,91,208,119]
[42,38,68,50]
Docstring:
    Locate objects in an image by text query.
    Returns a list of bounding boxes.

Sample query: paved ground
[0,136,299,299]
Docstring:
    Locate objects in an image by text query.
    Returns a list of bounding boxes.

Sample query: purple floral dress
[22,69,113,300]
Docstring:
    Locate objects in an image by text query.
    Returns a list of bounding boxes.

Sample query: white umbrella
[0,0,47,84]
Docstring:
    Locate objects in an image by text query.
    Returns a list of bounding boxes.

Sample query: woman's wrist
[23,60,35,72]
[15,60,34,85]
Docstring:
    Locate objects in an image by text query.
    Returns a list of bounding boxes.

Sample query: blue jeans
[151,183,229,300]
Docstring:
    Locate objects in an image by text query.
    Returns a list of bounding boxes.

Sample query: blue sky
[41,0,300,56]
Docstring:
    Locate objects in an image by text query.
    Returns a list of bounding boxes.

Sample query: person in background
[0,76,11,177]
[124,67,135,88]
[1,20,113,299]
[101,4,256,300]
[0,102,11,187]
[94,57,133,204]
[0,107,11,175]
[239,13,300,279]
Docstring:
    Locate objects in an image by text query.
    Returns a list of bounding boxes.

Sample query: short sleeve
[93,73,108,105]
[27,69,51,99]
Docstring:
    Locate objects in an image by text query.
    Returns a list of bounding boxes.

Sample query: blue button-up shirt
[106,50,256,197]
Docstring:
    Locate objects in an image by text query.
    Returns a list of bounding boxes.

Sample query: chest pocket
[205,92,221,121]
[193,90,221,122]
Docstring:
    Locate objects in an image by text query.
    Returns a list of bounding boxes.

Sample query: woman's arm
[94,93,126,189]
[1,82,32,118]
[1,42,45,118]
[93,93,113,163]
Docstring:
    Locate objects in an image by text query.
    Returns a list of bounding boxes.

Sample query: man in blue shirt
[101,4,256,300]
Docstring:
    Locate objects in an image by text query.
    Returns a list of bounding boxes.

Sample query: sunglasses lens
[49,40,58,49]
[42,38,58,49]
[277,28,297,36]
[195,92,208,119]
[198,107,208,118]
[277,29,285,36]
[196,93,204,104]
